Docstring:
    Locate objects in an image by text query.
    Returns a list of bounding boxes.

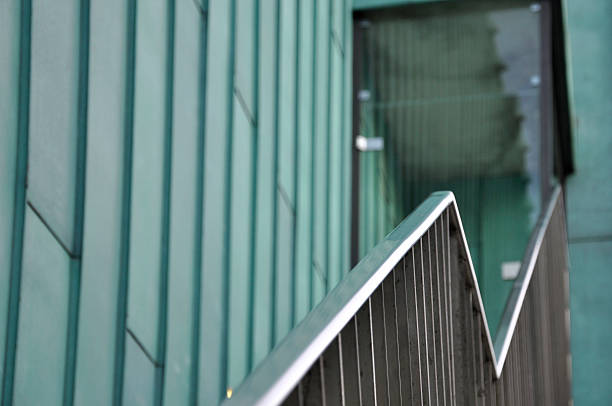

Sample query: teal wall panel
[252,0,277,369]
[569,241,612,405]
[235,0,256,119]
[565,0,612,239]
[0,0,353,403]
[13,208,70,406]
[199,0,232,402]
[564,0,612,404]
[27,0,81,253]
[328,37,344,290]
[163,0,203,403]
[228,102,254,389]
[127,0,169,359]
[73,0,126,403]
[313,0,332,305]
[0,0,20,386]
[123,333,156,406]
[227,0,256,391]
[342,0,352,279]
[294,0,315,324]
[275,0,298,344]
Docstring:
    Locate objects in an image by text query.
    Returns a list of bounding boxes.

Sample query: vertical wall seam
[290,0,301,329]
[308,0,318,311]
[112,0,137,403]
[154,0,176,403]
[339,0,347,277]
[62,0,91,403]
[324,0,333,293]
[1,0,31,404]
[190,6,208,405]
[247,0,261,372]
[270,0,281,348]
[220,0,237,400]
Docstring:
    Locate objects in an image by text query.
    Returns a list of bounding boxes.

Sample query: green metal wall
[0,0,352,404]
[564,0,612,404]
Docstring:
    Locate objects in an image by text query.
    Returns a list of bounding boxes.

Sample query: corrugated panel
[0,0,352,404]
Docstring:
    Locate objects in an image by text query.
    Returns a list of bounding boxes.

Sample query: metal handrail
[224,186,564,405]
[493,186,562,375]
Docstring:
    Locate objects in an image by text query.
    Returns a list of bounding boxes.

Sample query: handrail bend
[225,185,563,405]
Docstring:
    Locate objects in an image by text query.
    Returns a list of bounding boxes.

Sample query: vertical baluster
[301,357,324,406]
[405,248,424,405]
[356,299,376,404]
[496,368,505,406]
[449,222,468,406]
[429,223,445,406]
[466,292,477,405]
[475,313,485,406]
[322,337,344,405]
[395,257,414,405]
[424,231,439,405]
[340,317,362,405]
[370,285,389,405]
[382,270,402,405]
[415,239,431,405]
[445,210,457,406]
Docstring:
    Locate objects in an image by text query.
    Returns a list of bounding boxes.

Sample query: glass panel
[356,1,546,335]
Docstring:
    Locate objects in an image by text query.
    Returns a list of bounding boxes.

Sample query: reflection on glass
[357,2,546,335]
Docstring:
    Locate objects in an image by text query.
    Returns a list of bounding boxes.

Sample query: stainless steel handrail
[224,186,564,405]
[493,186,562,375]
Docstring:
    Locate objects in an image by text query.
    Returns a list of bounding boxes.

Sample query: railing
[224,186,571,405]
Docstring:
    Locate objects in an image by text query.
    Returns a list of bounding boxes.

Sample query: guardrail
[224,186,571,405]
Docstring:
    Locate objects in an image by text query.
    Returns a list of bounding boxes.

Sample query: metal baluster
[322,337,344,405]
[356,299,376,405]
[370,285,389,405]
[381,269,401,405]
[394,257,414,405]
[415,239,431,405]
[340,317,362,406]
[405,248,424,406]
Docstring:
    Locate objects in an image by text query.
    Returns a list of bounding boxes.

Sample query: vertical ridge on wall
[0,0,18,395]
[229,0,256,391]
[294,0,315,325]
[246,0,260,373]
[220,0,237,400]
[112,0,137,403]
[308,0,318,314]
[269,0,282,349]
[154,0,176,403]
[339,0,349,278]
[324,0,333,294]
[313,0,329,305]
[189,2,208,404]
[290,0,301,330]
[62,0,91,403]
[1,0,31,403]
